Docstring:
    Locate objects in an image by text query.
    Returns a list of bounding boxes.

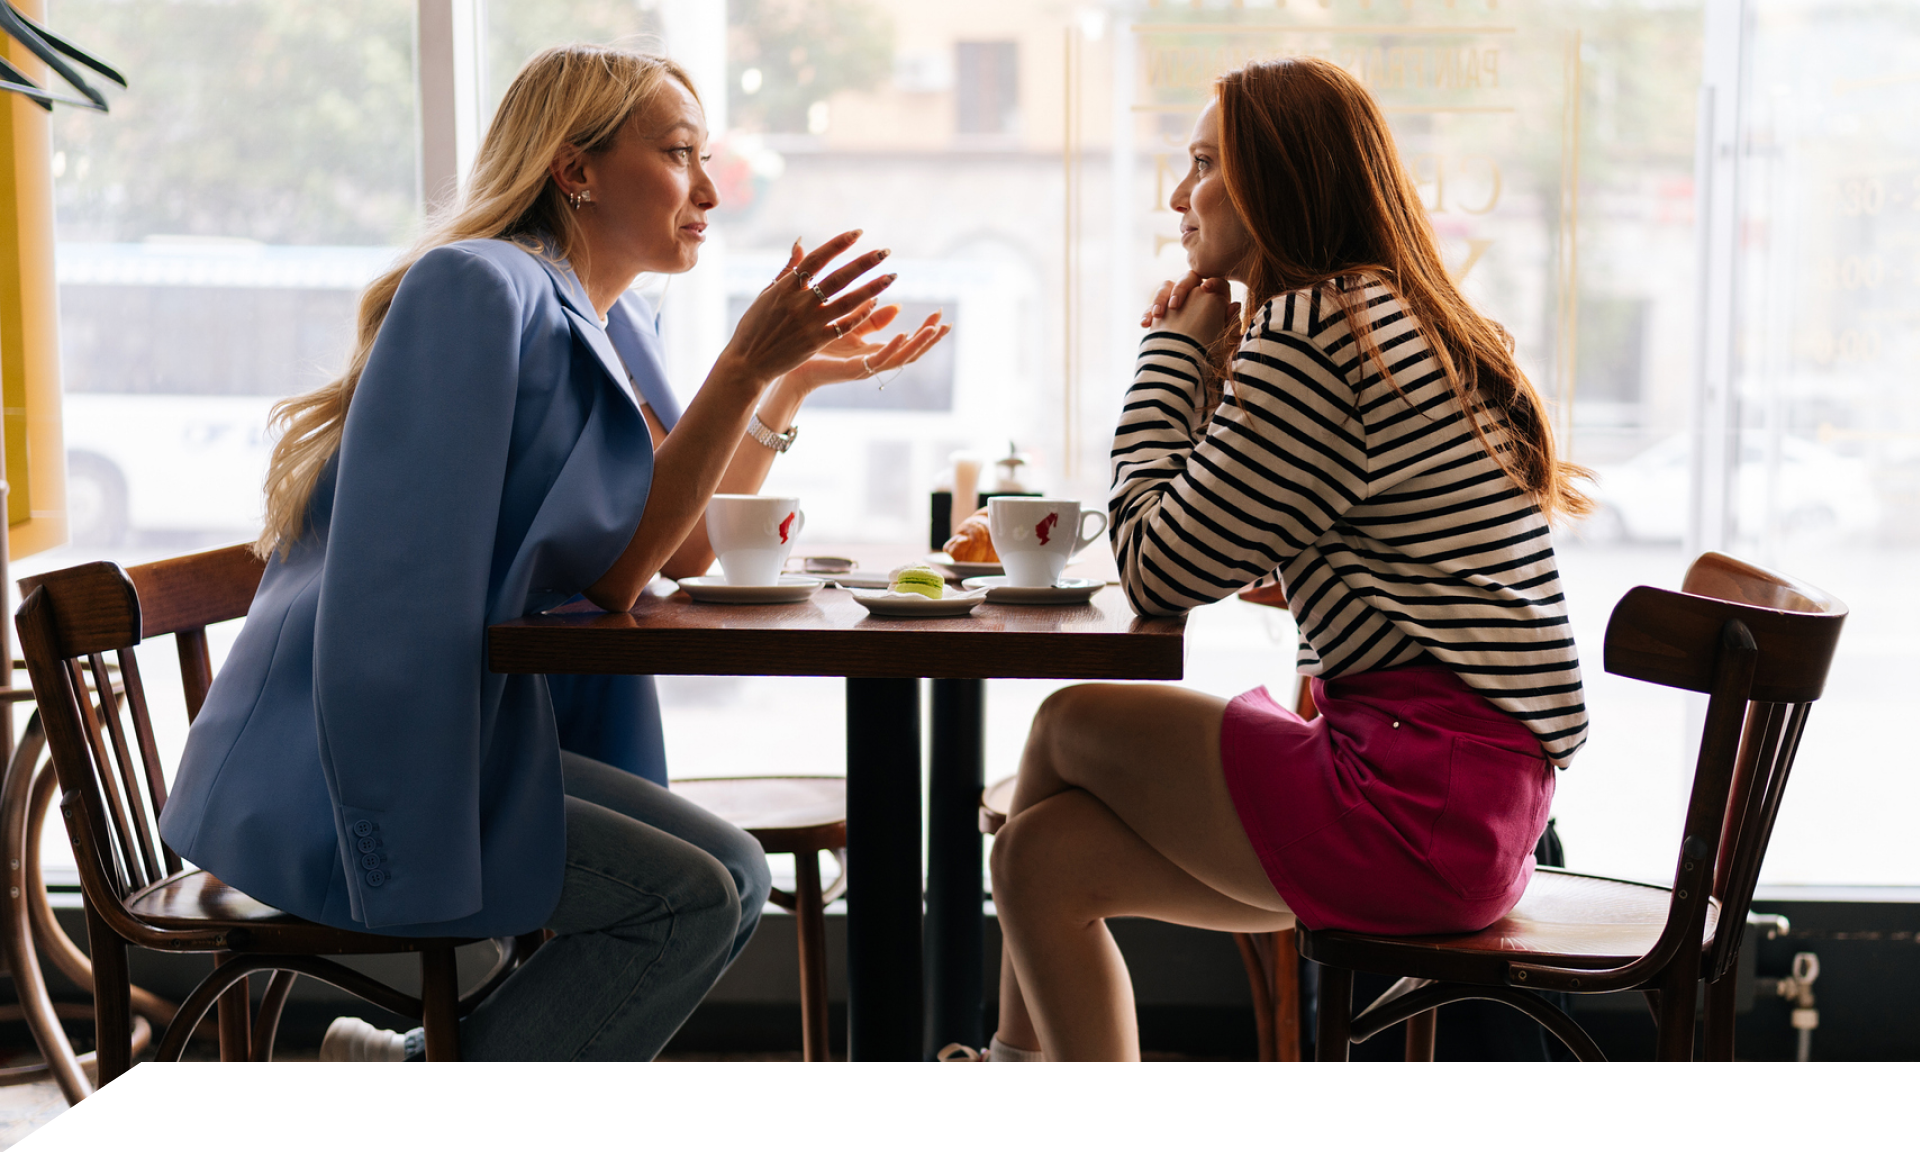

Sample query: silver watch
[747,413,797,453]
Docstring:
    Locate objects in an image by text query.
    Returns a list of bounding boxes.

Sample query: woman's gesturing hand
[1141,271,1240,345]
[784,304,951,392]
[721,231,896,386]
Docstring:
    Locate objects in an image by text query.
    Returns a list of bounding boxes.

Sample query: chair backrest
[1602,551,1846,981]
[15,545,266,917]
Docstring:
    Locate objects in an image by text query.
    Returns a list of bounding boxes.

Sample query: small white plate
[851,588,990,617]
[960,576,1104,606]
[678,575,823,605]
[927,552,1003,580]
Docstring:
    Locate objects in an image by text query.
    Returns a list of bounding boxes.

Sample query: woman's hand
[782,305,951,394]
[1141,272,1240,345]
[718,232,897,387]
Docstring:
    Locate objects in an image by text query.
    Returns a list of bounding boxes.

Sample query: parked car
[1574,432,1881,543]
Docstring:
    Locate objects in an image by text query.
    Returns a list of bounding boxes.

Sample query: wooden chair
[1299,552,1847,1062]
[14,545,534,1079]
[669,776,846,1061]
[0,663,188,1101]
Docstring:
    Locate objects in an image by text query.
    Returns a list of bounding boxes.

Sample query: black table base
[844,677,988,1061]
[844,677,926,1061]
[927,678,985,1057]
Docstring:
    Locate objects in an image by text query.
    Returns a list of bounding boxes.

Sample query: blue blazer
[160,238,676,936]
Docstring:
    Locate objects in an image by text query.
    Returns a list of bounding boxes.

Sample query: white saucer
[960,576,1104,605]
[678,575,823,604]
[851,588,990,617]
[927,552,1003,580]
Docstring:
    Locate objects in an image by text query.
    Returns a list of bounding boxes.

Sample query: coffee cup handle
[792,509,806,541]
[1074,509,1109,554]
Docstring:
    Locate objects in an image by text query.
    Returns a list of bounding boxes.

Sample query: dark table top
[487,581,1186,681]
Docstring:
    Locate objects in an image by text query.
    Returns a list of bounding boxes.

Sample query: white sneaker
[320,1016,411,1062]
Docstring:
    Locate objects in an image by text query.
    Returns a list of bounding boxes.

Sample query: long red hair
[1212,57,1590,519]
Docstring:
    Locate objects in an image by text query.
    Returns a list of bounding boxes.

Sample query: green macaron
[889,564,946,599]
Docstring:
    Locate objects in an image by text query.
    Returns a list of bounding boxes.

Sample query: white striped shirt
[1110,281,1588,765]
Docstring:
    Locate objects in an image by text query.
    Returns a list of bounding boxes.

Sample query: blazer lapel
[535,258,642,416]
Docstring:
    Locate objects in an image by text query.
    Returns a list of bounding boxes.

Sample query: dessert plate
[960,576,1104,606]
[851,588,990,617]
[926,551,1003,580]
[678,575,823,605]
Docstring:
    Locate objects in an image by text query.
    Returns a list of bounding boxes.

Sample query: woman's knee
[1022,683,1109,779]
[990,799,1078,916]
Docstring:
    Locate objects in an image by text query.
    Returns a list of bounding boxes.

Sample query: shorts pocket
[1427,736,1553,901]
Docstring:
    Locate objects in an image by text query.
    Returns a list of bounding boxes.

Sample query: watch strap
[747,412,797,453]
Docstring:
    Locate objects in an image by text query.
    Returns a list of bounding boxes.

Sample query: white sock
[989,1035,1043,1062]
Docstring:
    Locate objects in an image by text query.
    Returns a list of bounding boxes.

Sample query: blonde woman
[159,45,944,1060]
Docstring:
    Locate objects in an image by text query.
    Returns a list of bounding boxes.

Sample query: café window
[955,40,1018,136]
[35,0,1920,892]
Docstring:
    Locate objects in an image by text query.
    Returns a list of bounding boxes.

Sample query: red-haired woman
[975,58,1591,1061]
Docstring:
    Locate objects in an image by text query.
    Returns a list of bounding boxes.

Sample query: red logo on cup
[1034,512,1059,545]
[779,512,796,544]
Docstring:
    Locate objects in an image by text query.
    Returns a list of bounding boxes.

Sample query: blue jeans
[458,753,771,1059]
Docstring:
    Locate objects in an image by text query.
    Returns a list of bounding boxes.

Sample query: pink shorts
[1220,664,1555,936]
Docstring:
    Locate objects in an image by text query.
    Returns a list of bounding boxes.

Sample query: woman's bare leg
[990,683,1293,1060]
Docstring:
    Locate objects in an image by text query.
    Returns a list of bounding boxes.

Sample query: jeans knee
[677,851,744,963]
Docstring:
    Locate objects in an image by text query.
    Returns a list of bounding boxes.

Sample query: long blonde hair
[256,44,698,558]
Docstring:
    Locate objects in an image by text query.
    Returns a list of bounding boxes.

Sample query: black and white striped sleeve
[1110,300,1367,617]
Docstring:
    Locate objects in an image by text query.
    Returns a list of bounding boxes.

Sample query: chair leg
[214,954,251,1061]
[1704,959,1739,1062]
[1272,929,1300,1062]
[1404,1008,1438,1061]
[1232,933,1277,1061]
[421,947,461,1061]
[249,971,298,1062]
[1313,963,1353,1062]
[794,850,832,1062]
[84,904,132,1084]
[1652,962,1700,1062]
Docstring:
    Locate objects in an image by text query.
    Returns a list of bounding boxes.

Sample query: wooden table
[488,574,1185,1060]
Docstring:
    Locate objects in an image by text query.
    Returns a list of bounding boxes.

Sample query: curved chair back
[1518,551,1847,992]
[15,545,265,921]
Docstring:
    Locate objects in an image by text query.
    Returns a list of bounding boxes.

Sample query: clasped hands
[1140,270,1242,345]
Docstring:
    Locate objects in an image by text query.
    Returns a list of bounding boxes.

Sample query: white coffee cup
[706,494,805,586]
[987,497,1108,588]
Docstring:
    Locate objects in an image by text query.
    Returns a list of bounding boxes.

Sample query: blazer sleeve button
[353,820,374,837]
[365,869,387,888]
[361,852,382,869]
[357,836,378,853]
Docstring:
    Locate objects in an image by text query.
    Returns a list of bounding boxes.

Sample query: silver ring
[829,317,846,337]
[810,283,830,304]
[859,354,875,379]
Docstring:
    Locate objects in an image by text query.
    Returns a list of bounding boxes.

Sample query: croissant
[943,509,998,562]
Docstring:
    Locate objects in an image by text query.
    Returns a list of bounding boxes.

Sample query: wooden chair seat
[670,774,847,1060]
[670,776,846,854]
[124,870,469,955]
[1304,868,1722,985]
